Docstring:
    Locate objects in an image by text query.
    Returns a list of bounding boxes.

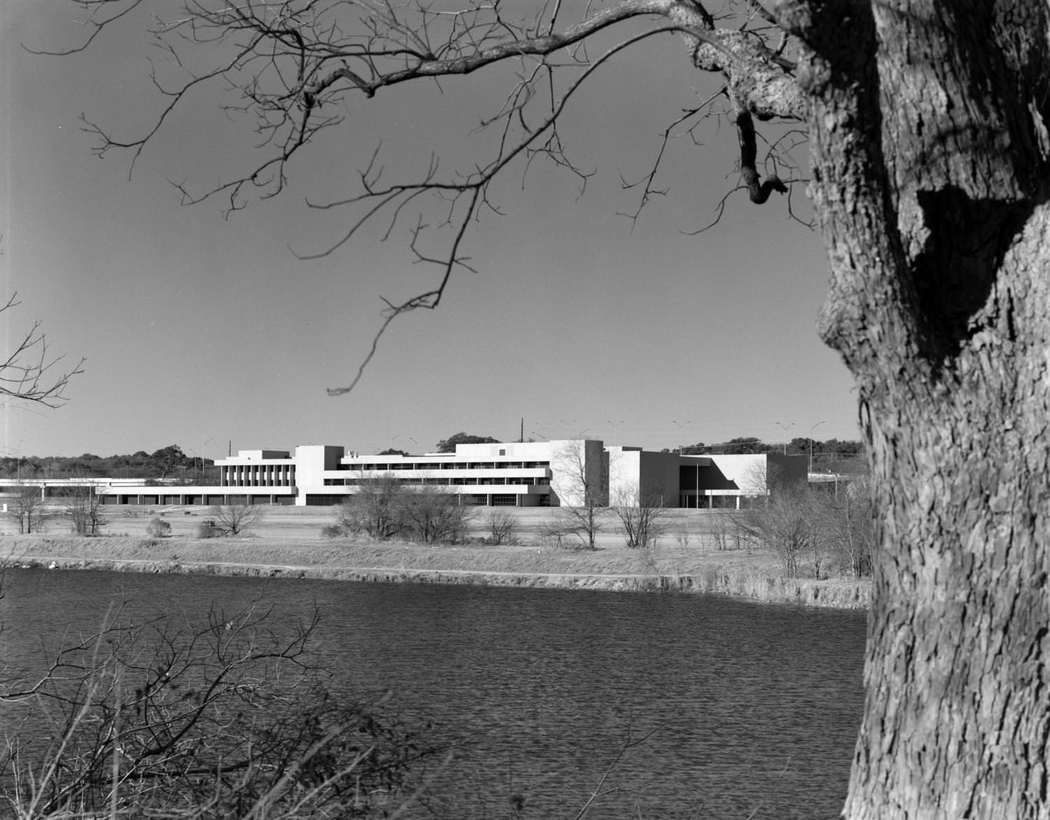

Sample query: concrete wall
[639,451,680,505]
[454,441,558,461]
[607,447,641,504]
[294,445,345,506]
[609,448,682,507]
[703,454,770,494]
[548,440,606,507]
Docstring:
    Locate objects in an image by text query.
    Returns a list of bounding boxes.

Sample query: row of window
[304,493,533,507]
[223,468,296,488]
[323,477,550,487]
[344,461,550,471]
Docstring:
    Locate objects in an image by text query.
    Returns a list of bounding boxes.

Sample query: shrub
[146,517,171,538]
[613,490,667,549]
[485,510,517,545]
[399,488,472,544]
[538,522,570,550]
[336,478,471,544]
[0,606,437,816]
[337,475,405,539]
[208,504,264,536]
[67,487,106,536]
[320,523,345,538]
[195,519,219,539]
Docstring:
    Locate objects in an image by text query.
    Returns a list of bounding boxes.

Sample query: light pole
[775,421,795,454]
[806,421,827,473]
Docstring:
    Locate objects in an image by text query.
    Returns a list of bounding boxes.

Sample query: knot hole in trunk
[912,187,1032,365]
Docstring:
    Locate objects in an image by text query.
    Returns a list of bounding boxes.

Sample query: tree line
[676,436,863,464]
[0,445,216,482]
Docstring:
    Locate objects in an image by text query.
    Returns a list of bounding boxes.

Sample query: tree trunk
[782,1,1050,815]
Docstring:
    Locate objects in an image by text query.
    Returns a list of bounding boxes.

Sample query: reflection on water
[1,569,865,818]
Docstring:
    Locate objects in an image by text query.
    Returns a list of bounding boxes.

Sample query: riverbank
[0,530,871,609]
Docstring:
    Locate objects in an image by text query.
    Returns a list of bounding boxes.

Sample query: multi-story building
[89,439,806,508]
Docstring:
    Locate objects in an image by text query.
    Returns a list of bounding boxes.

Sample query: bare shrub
[336,475,404,539]
[145,517,171,538]
[538,522,569,550]
[7,486,50,534]
[0,605,437,816]
[209,504,264,536]
[736,490,811,577]
[710,513,736,551]
[66,486,106,536]
[554,442,606,550]
[735,486,869,579]
[826,478,875,578]
[336,478,470,544]
[320,523,345,538]
[485,510,517,545]
[195,519,219,539]
[613,490,667,550]
[399,488,471,544]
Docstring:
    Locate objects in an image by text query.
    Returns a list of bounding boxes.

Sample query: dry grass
[0,505,869,607]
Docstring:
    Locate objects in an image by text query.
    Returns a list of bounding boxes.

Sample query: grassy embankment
[0,506,870,609]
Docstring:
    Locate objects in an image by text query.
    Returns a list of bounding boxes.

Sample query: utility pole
[520,417,524,443]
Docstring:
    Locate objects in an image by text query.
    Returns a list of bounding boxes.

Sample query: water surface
[1,569,866,818]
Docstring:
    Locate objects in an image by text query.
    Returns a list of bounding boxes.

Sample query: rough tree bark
[782,1,1050,815]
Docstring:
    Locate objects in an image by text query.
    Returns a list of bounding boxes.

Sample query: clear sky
[2,1,858,461]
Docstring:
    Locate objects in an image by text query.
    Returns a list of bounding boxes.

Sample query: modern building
[82,439,807,509]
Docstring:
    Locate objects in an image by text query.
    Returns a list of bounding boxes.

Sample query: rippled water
[1,569,866,818]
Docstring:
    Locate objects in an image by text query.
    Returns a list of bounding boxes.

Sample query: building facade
[83,439,806,508]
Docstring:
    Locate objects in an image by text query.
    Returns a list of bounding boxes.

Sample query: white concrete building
[85,439,806,508]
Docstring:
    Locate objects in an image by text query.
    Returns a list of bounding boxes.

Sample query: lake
[0,568,866,818]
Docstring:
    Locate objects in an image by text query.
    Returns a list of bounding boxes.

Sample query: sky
[1,0,859,461]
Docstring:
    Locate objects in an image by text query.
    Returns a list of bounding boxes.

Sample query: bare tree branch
[0,293,84,408]
[38,0,805,395]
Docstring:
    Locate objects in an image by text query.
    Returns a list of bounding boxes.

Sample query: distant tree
[0,446,216,480]
[827,478,875,579]
[8,486,50,534]
[716,437,774,455]
[66,485,106,536]
[736,484,873,580]
[435,433,499,453]
[613,489,667,550]
[377,448,409,457]
[552,443,606,551]
[398,487,472,544]
[335,477,469,543]
[736,487,815,578]
[208,504,264,536]
[151,444,193,477]
[336,475,405,539]
[484,510,517,545]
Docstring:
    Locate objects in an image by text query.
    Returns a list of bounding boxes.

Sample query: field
[0,505,871,608]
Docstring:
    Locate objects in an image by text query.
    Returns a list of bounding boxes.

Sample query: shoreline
[0,535,871,609]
